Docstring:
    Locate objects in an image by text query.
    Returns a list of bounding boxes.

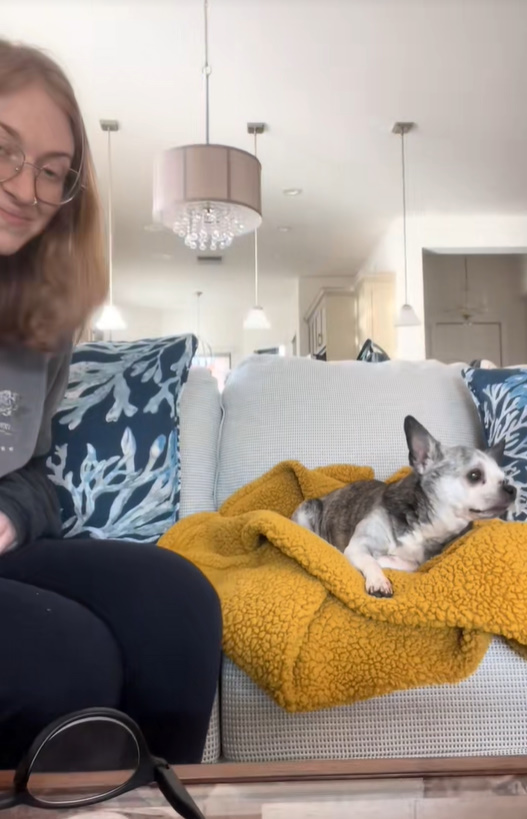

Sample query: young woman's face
[0,83,74,255]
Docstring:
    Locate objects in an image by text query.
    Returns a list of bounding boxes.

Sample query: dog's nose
[502,481,517,500]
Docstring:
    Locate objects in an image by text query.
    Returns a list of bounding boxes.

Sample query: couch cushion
[47,335,196,542]
[201,691,221,763]
[179,366,222,518]
[463,366,527,521]
[221,639,527,760]
[216,355,483,506]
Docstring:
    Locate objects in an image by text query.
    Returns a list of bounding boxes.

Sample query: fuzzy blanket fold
[159,460,527,712]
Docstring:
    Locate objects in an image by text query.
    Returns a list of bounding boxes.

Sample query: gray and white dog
[292,416,516,598]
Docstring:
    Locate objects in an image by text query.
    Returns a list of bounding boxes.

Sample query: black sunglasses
[0,707,205,819]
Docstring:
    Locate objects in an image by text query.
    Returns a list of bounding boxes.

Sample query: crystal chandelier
[153,0,262,252]
[176,201,252,253]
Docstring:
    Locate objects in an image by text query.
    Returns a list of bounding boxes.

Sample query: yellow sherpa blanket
[159,461,527,712]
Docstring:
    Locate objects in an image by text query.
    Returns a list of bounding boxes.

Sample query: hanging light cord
[463,256,469,309]
[401,128,408,305]
[107,127,114,307]
[203,0,211,144]
[253,130,259,305]
[254,226,259,306]
[196,290,202,336]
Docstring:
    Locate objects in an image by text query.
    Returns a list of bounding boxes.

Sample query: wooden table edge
[175,756,527,785]
[1,756,525,791]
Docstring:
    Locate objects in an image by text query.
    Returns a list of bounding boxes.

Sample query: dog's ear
[404,416,443,474]
[486,438,506,465]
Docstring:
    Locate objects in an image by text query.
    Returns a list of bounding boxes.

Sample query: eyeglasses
[0,134,81,206]
[0,707,205,819]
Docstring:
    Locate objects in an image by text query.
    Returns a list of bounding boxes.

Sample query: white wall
[359,214,527,360]
[109,303,165,342]
[423,254,527,366]
[111,272,298,368]
[161,277,298,367]
[357,220,407,355]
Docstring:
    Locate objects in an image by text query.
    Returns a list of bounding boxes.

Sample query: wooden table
[2,757,527,819]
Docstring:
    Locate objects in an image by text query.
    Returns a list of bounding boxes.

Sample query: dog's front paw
[366,577,393,598]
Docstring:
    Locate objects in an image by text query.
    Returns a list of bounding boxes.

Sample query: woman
[0,40,221,769]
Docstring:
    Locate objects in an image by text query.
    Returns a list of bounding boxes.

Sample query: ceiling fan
[445,256,488,324]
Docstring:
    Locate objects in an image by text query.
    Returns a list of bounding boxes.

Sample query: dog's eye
[467,469,483,483]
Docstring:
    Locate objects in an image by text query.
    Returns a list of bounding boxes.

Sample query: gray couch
[179,355,527,763]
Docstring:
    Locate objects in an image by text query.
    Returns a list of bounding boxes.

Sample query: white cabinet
[305,290,357,361]
[355,274,396,357]
[308,302,326,355]
[305,277,395,361]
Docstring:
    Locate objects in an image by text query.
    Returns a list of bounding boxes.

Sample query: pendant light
[244,124,270,331]
[95,120,126,333]
[392,122,420,327]
[153,0,262,252]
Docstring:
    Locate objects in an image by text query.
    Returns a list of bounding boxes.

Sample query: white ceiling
[3,0,527,308]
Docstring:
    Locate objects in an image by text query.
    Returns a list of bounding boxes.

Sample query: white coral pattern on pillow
[47,336,195,541]
[58,337,193,428]
[464,368,527,521]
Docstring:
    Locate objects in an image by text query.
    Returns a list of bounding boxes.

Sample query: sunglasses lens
[27,716,139,806]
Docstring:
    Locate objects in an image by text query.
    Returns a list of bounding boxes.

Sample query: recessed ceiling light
[283,188,303,197]
[277,225,292,232]
[144,222,165,233]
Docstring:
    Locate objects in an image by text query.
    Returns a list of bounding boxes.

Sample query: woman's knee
[31,610,123,718]
[0,582,123,721]
[152,550,222,658]
[77,541,223,641]
[161,550,221,618]
[0,579,123,767]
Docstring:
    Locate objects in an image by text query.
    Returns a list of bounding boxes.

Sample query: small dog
[292,416,516,598]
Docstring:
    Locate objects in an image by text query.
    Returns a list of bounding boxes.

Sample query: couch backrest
[215,355,483,506]
[179,367,222,517]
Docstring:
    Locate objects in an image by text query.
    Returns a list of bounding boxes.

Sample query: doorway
[423,252,527,366]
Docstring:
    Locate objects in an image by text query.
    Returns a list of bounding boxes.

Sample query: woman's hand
[0,513,16,554]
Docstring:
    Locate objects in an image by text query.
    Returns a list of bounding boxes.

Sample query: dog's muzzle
[501,481,517,501]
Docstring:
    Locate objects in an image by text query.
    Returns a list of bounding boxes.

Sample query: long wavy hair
[0,39,107,351]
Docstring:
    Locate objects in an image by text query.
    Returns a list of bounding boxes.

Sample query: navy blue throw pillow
[463,365,527,521]
[47,335,197,542]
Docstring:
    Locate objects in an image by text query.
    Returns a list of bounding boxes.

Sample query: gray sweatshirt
[0,346,71,546]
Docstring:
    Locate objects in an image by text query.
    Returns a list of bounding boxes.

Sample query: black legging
[0,539,222,769]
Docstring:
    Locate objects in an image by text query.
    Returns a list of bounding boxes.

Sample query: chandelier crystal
[174,201,255,252]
